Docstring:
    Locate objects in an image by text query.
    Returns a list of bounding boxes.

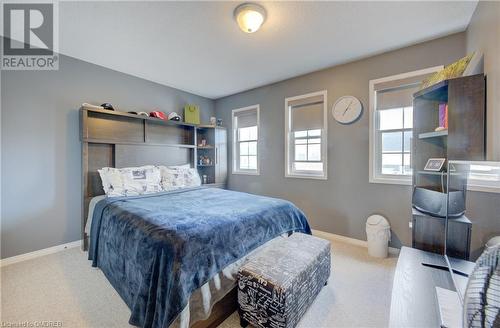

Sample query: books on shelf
[436,103,448,131]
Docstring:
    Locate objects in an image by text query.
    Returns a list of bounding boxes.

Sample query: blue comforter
[88,187,310,328]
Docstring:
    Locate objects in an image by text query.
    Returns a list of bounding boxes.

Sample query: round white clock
[332,96,363,124]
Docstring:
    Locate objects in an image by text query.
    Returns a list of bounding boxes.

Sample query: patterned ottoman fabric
[237,233,331,328]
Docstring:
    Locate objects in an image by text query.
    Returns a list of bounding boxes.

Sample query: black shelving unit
[196,126,227,187]
[411,74,486,260]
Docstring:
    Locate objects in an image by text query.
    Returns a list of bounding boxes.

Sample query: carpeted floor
[1,239,397,328]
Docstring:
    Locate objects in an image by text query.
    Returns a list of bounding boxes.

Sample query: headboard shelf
[83,138,196,149]
[82,108,196,147]
[84,107,198,127]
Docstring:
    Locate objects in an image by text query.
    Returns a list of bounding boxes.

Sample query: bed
[80,108,310,327]
[86,187,310,328]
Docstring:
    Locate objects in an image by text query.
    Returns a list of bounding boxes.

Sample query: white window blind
[232,105,260,175]
[285,91,327,179]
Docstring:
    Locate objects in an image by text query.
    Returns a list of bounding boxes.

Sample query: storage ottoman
[237,233,331,328]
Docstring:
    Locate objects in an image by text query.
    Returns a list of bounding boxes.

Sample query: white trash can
[366,215,391,258]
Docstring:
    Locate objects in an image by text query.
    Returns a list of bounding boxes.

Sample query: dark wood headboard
[80,108,199,249]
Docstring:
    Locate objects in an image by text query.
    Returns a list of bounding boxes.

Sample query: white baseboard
[0,231,398,267]
[312,229,400,255]
[0,240,82,267]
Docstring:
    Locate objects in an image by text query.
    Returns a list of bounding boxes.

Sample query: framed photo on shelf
[424,158,446,171]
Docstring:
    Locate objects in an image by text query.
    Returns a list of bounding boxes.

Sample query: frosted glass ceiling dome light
[234,3,266,33]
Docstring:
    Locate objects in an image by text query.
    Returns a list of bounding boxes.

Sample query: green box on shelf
[184,104,200,124]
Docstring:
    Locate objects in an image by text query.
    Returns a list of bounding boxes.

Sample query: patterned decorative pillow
[98,167,125,197]
[159,166,201,191]
[98,165,162,197]
[120,166,162,196]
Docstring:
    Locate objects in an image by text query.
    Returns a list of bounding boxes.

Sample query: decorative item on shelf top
[217,118,223,126]
[184,104,200,124]
[420,53,474,90]
[435,103,448,132]
[127,111,149,117]
[150,111,167,120]
[210,116,217,126]
[167,112,181,121]
[81,103,105,111]
[199,156,212,166]
[100,103,115,111]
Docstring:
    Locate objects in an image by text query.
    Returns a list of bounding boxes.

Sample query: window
[285,91,327,179]
[378,106,413,176]
[232,105,260,175]
[466,162,500,193]
[369,66,443,185]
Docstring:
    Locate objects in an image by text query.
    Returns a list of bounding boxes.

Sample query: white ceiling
[57,1,477,99]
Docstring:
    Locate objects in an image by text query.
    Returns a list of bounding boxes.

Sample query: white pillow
[98,167,125,197]
[159,166,201,191]
[98,165,162,197]
[120,166,162,196]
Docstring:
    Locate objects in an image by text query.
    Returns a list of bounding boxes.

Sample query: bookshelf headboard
[80,108,198,249]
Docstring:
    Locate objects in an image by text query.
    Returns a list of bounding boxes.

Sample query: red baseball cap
[149,111,166,120]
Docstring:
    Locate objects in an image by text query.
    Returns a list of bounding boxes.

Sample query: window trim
[369,66,443,185]
[285,90,328,180]
[231,105,260,176]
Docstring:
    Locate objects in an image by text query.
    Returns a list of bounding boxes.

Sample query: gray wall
[1,53,215,259]
[466,1,500,161]
[215,32,491,249]
[464,1,500,259]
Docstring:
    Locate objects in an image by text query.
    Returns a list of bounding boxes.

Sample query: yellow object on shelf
[420,53,474,90]
[184,104,200,124]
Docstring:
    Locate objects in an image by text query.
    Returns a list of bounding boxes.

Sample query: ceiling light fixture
[234,3,266,34]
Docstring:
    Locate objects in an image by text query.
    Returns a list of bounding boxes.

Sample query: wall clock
[332,96,363,124]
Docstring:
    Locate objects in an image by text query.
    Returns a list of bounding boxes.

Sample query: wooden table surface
[389,246,475,328]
